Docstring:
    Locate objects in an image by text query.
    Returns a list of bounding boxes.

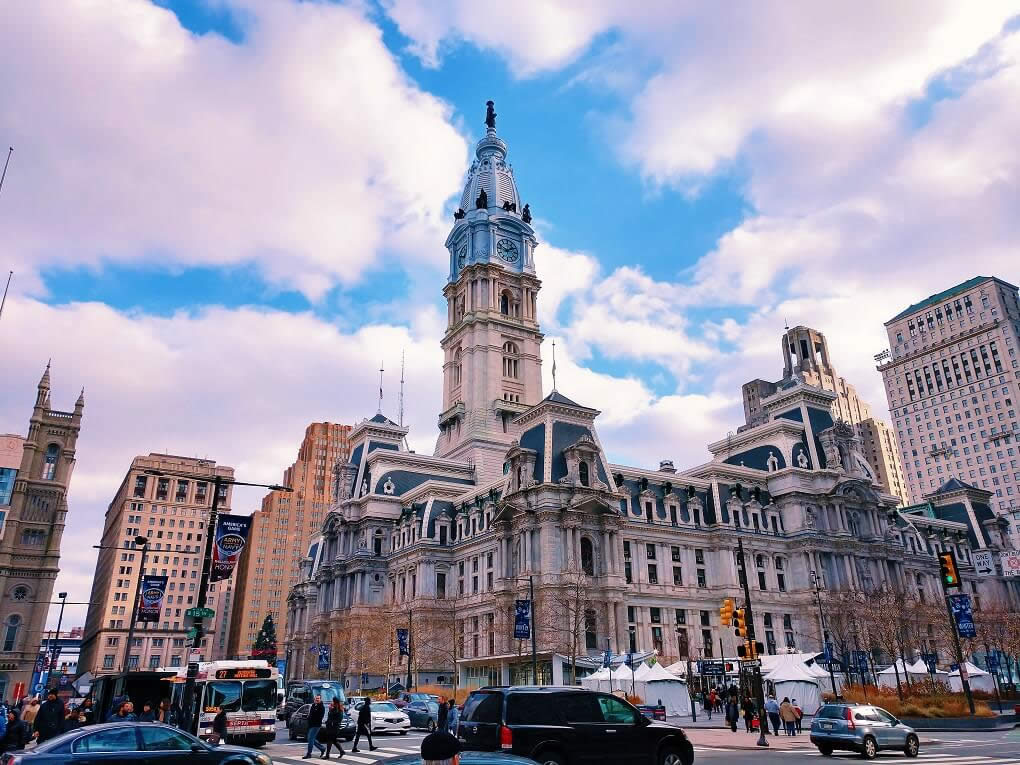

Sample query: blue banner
[823,642,834,662]
[602,650,612,668]
[513,600,532,640]
[949,594,977,638]
[138,575,168,623]
[317,644,331,671]
[986,654,1000,671]
[854,651,870,671]
[211,514,253,582]
[397,628,409,657]
[921,652,938,672]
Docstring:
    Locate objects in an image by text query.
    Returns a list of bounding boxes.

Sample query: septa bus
[165,660,279,746]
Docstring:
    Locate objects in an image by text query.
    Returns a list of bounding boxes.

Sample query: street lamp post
[47,592,68,686]
[676,625,696,722]
[510,575,539,684]
[810,570,838,697]
[123,536,150,672]
[736,537,768,748]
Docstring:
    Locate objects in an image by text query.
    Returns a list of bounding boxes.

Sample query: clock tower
[435,103,543,480]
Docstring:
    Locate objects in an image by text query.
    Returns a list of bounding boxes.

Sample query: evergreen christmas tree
[251,613,278,659]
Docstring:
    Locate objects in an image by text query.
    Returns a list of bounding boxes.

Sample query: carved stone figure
[522,203,532,223]
[453,208,466,220]
[475,187,488,209]
[361,479,369,495]
[766,451,779,472]
[383,477,395,495]
[797,450,809,469]
[485,100,497,129]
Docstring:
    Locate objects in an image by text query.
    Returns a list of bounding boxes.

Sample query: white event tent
[638,661,693,717]
[948,662,995,693]
[763,653,823,714]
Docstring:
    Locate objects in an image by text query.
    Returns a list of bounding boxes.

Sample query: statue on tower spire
[485,100,496,130]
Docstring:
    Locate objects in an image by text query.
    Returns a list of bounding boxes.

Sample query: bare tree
[542,566,594,684]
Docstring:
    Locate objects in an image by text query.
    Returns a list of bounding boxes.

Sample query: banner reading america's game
[211,514,252,582]
[138,575,169,623]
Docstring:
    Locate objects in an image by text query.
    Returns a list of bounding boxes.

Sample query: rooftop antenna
[551,340,558,392]
[0,147,12,197]
[0,271,12,325]
[377,360,384,414]
[398,349,405,427]
[784,317,790,331]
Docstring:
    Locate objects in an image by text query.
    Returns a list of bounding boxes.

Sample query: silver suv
[810,703,919,759]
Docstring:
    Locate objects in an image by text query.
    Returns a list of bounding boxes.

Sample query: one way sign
[972,550,995,577]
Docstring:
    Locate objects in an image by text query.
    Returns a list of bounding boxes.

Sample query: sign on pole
[396,629,409,657]
[949,594,977,638]
[1000,550,1020,577]
[211,514,253,582]
[317,644,331,671]
[973,550,995,577]
[513,600,532,640]
[138,575,169,623]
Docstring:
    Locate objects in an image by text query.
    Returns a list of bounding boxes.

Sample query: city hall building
[285,108,1019,689]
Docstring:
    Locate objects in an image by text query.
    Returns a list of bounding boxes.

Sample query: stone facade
[0,365,83,700]
[285,110,1019,691]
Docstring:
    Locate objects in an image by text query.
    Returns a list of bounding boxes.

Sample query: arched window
[374,530,383,557]
[502,341,519,379]
[42,444,59,480]
[3,615,20,652]
[584,608,598,650]
[500,291,511,315]
[452,348,462,387]
[580,537,595,576]
[578,461,590,487]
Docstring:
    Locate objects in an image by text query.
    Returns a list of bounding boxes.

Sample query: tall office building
[878,276,1020,539]
[0,365,83,700]
[228,422,351,661]
[741,326,909,503]
[78,454,236,675]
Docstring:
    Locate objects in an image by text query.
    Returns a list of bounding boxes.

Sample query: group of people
[301,694,375,760]
[106,697,176,724]
[716,687,803,736]
[0,688,94,754]
[435,698,460,736]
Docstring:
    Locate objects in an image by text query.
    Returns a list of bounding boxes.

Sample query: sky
[1,0,1019,632]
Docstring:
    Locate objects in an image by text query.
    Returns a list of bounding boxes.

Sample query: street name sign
[1000,550,1020,577]
[972,550,995,577]
[739,659,761,668]
[185,607,215,618]
[699,660,725,675]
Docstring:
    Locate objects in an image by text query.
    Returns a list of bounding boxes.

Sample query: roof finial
[485,100,496,132]
[551,340,557,393]
[377,360,384,415]
[784,317,790,331]
[398,349,405,427]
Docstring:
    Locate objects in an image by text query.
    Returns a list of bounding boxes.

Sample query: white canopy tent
[949,662,995,693]
[639,662,693,717]
[877,659,949,689]
[763,654,823,714]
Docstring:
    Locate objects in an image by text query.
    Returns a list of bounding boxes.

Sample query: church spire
[36,359,51,409]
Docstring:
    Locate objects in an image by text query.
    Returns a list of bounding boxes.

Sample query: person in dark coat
[211,708,227,745]
[350,697,376,753]
[323,698,345,759]
[741,697,756,732]
[1,709,27,753]
[107,701,136,723]
[303,694,327,760]
[437,699,448,732]
[156,698,176,726]
[32,690,65,744]
[725,694,740,733]
[137,701,156,722]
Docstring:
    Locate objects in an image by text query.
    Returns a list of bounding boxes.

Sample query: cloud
[0,296,446,629]
[0,0,468,300]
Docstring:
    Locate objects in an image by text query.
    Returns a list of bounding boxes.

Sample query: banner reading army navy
[211,515,252,582]
[138,575,168,623]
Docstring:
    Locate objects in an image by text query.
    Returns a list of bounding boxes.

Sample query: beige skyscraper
[228,422,351,661]
[742,325,908,503]
[78,454,235,675]
[878,276,1020,541]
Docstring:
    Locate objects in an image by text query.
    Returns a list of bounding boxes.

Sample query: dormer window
[578,461,590,487]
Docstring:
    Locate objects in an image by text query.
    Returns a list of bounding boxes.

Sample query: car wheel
[861,735,878,760]
[535,750,565,765]
[904,734,919,758]
[659,747,686,765]
[818,745,833,756]
[427,720,436,732]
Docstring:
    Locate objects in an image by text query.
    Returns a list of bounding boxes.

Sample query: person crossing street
[302,694,327,760]
[350,697,377,754]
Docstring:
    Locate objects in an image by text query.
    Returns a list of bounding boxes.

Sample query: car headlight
[254,754,273,765]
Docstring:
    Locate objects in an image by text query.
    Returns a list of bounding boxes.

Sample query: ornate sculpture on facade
[485,100,497,130]
[453,208,466,220]
[476,188,488,209]
[797,449,809,469]
[766,451,779,472]
[383,477,395,495]
[522,203,532,223]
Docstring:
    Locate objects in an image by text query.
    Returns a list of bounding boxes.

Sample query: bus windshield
[242,680,278,712]
[307,682,345,705]
[205,681,242,713]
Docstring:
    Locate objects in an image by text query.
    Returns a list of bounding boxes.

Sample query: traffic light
[734,607,748,639]
[938,550,961,588]
[720,598,735,627]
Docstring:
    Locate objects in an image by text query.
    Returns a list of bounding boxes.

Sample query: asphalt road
[692,728,1020,764]
[264,722,429,765]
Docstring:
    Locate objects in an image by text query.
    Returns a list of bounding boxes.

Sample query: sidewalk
[685,726,814,751]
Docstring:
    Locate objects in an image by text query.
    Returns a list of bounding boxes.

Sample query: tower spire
[377,361,384,415]
[551,340,558,393]
[399,349,405,427]
[39,359,51,389]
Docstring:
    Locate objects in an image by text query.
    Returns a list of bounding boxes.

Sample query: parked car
[362,701,412,734]
[279,680,346,722]
[810,702,919,759]
[459,686,693,765]
[0,722,273,765]
[405,700,442,731]
[387,753,538,765]
[395,691,438,708]
[288,703,355,742]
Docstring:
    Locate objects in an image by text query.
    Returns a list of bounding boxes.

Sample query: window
[647,564,658,584]
[578,461,590,487]
[502,341,520,379]
[650,607,661,623]
[700,610,710,627]
[580,537,595,576]
[585,608,598,650]
[42,444,59,480]
[436,572,446,599]
[500,291,511,316]
[2,615,20,651]
[695,549,705,564]
[624,562,632,583]
[673,566,683,586]
[646,544,656,560]
[74,728,140,753]
[103,654,115,669]
[139,727,192,752]
[133,475,147,498]
[696,568,706,588]
[597,695,639,725]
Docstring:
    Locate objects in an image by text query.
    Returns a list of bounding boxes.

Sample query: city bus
[167,660,279,747]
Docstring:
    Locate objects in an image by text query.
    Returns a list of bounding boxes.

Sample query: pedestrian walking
[211,708,227,745]
[792,699,803,733]
[302,694,327,759]
[703,690,712,720]
[446,699,460,737]
[350,697,377,753]
[437,697,448,732]
[764,695,781,736]
[741,697,755,732]
[323,697,345,759]
[1,709,27,754]
[725,695,739,733]
[137,701,156,722]
[779,697,797,736]
[32,690,65,744]
[19,699,39,727]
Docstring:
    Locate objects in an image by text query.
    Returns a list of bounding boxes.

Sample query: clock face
[496,238,519,263]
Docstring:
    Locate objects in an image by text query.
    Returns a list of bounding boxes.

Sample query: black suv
[458,686,693,765]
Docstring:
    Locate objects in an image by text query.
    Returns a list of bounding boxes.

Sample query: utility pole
[937,548,975,715]
[529,575,538,684]
[49,592,68,683]
[405,609,413,691]
[811,570,838,696]
[0,271,12,325]
[123,536,150,671]
[737,538,768,747]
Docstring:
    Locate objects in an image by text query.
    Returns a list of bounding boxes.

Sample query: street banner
[513,599,532,640]
[211,514,253,582]
[854,651,869,672]
[602,650,612,668]
[317,643,331,670]
[949,594,977,638]
[972,550,995,577]
[1000,550,1020,577]
[397,628,409,657]
[823,642,833,662]
[921,652,938,672]
[138,574,169,623]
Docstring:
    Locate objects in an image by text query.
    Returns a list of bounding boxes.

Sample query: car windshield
[373,702,398,712]
[242,679,278,712]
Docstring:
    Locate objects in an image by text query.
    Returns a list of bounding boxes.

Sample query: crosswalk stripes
[265,740,424,765]
[796,753,1017,764]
